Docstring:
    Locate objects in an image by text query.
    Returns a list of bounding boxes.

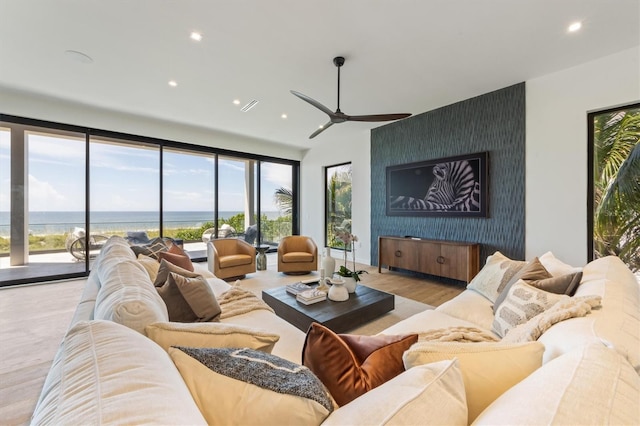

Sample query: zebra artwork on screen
[386,152,489,217]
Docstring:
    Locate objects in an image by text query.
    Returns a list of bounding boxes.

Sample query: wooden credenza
[378,236,480,283]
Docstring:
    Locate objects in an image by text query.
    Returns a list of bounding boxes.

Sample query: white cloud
[28,174,77,210]
[262,163,292,188]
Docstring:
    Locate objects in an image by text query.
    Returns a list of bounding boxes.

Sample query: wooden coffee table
[262,285,394,333]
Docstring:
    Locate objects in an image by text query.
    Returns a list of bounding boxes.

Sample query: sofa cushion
[472,343,640,425]
[323,360,467,426]
[158,243,194,271]
[219,254,252,268]
[403,341,544,423]
[467,251,526,303]
[130,237,169,260]
[538,251,583,277]
[137,253,160,282]
[145,321,280,352]
[95,250,168,334]
[283,252,314,263]
[157,272,221,323]
[302,322,417,406]
[436,289,495,330]
[492,280,564,337]
[492,257,552,313]
[169,346,334,426]
[154,258,201,287]
[31,320,207,425]
[572,255,640,372]
[493,260,582,315]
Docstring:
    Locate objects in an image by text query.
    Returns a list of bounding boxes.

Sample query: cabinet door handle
[436,256,445,264]
[395,250,402,257]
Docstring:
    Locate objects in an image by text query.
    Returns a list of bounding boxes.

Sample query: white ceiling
[1,0,638,150]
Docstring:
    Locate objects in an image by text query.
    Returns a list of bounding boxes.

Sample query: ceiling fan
[291,56,412,139]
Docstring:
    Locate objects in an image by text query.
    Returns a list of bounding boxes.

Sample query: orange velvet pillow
[302,322,418,406]
[158,243,194,272]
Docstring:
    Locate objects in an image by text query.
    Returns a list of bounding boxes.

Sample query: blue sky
[0,130,291,212]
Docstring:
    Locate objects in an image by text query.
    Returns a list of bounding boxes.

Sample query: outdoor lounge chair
[65,227,109,261]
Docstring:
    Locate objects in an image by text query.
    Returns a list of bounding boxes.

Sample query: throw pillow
[158,243,194,272]
[322,360,467,426]
[145,321,280,352]
[467,251,526,303]
[302,322,418,406]
[529,271,583,296]
[157,272,221,322]
[472,343,640,426]
[154,258,201,287]
[130,237,168,260]
[493,257,552,313]
[137,254,160,282]
[538,251,583,277]
[492,280,564,337]
[403,340,544,423]
[169,346,334,425]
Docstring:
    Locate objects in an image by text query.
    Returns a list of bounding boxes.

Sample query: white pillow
[472,343,640,425]
[145,321,280,352]
[466,251,526,303]
[323,359,467,426]
[403,341,544,423]
[137,253,160,282]
[492,280,564,337]
[538,251,582,277]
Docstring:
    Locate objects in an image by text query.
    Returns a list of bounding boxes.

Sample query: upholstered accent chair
[207,238,256,280]
[277,235,318,274]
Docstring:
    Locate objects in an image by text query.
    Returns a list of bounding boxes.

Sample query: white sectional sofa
[31,236,640,425]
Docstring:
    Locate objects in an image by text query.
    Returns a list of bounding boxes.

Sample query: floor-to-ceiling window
[0,128,10,258]
[89,136,160,241]
[261,161,293,247]
[325,162,352,249]
[0,114,300,287]
[217,156,252,239]
[162,148,215,253]
[589,103,640,273]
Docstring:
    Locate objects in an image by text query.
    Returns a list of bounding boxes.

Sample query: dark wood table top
[262,284,394,333]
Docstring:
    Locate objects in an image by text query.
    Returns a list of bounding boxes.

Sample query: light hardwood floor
[0,256,464,425]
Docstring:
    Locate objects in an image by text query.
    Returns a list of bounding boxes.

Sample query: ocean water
[0,211,282,237]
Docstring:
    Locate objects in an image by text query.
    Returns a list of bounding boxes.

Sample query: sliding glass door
[162,148,215,253]
[89,137,160,241]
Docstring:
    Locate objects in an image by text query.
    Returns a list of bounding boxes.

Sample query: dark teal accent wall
[371,83,525,265]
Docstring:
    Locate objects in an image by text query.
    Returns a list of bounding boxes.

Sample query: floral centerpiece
[334,229,368,282]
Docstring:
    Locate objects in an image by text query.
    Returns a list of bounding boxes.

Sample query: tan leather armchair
[277,235,318,274]
[207,238,256,280]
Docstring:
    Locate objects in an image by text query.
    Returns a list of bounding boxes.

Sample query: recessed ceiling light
[233,99,241,105]
[190,32,203,41]
[281,113,288,119]
[318,125,324,129]
[168,80,178,87]
[64,50,93,64]
[568,22,582,32]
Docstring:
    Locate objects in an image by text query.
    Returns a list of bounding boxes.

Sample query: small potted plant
[335,229,367,292]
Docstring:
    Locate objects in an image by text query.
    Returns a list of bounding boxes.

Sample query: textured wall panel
[371,83,525,265]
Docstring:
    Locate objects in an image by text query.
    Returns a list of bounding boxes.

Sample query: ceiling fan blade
[309,121,334,139]
[290,90,335,116]
[346,113,412,122]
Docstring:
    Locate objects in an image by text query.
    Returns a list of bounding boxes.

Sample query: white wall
[0,87,304,161]
[300,132,372,265]
[526,47,640,266]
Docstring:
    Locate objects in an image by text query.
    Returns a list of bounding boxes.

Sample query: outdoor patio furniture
[65,228,109,261]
